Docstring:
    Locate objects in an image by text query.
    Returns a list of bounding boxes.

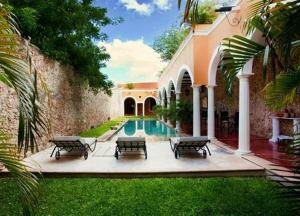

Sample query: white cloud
[99,39,166,83]
[120,0,172,15]
[120,0,153,16]
[153,0,171,10]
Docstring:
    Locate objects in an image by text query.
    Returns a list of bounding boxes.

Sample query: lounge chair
[169,136,211,159]
[49,136,97,160]
[115,137,147,159]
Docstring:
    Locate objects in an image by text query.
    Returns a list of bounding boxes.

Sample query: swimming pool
[112,119,178,141]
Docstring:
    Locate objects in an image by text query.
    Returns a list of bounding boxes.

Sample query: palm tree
[220,0,300,109]
[0,4,48,215]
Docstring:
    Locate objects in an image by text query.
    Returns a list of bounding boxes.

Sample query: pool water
[113,120,178,141]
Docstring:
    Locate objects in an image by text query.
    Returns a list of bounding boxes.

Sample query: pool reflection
[119,120,177,141]
[124,121,136,136]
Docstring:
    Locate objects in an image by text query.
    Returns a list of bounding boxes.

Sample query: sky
[94,0,183,85]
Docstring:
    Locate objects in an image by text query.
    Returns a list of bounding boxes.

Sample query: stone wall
[110,88,123,118]
[0,46,113,154]
[249,59,300,137]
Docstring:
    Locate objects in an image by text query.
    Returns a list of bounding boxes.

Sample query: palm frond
[264,65,300,111]
[246,0,266,19]
[244,0,270,34]
[0,5,49,155]
[178,0,196,23]
[220,35,265,94]
[245,0,300,68]
[0,129,40,215]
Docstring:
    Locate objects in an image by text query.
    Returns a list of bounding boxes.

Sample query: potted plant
[167,99,193,134]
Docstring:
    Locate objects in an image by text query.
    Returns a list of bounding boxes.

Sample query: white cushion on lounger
[117,137,145,142]
[52,136,81,141]
[178,136,209,142]
[52,136,96,145]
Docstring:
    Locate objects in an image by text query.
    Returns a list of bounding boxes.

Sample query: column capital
[192,85,201,89]
[237,73,253,80]
[206,85,216,89]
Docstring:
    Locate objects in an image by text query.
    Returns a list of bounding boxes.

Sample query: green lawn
[79,116,156,137]
[0,177,294,216]
[124,115,156,120]
[79,117,124,137]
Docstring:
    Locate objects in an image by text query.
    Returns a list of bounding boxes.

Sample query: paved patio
[24,141,265,177]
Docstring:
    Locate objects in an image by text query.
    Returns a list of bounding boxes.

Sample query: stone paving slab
[22,141,265,177]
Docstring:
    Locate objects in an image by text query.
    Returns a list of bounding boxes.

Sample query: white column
[175,92,181,132]
[294,118,300,141]
[293,119,300,134]
[193,86,201,137]
[158,98,162,120]
[207,85,215,140]
[135,103,137,116]
[237,73,251,154]
[167,96,171,125]
[161,96,166,122]
[269,117,280,142]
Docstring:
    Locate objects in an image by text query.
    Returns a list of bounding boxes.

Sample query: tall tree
[5,0,119,94]
[153,27,189,62]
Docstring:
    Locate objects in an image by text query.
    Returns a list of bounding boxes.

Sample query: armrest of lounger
[80,137,97,152]
[169,137,180,151]
[81,138,97,145]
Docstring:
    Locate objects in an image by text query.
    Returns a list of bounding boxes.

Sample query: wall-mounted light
[215,6,241,27]
[215,6,233,13]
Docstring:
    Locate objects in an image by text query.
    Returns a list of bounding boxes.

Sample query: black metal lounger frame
[115,140,147,159]
[49,139,97,160]
[169,138,211,159]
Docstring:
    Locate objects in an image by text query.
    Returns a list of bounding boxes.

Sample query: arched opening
[162,88,167,107]
[178,71,193,134]
[215,69,239,139]
[124,97,136,116]
[176,65,194,93]
[207,47,239,140]
[144,97,156,116]
[168,80,176,101]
